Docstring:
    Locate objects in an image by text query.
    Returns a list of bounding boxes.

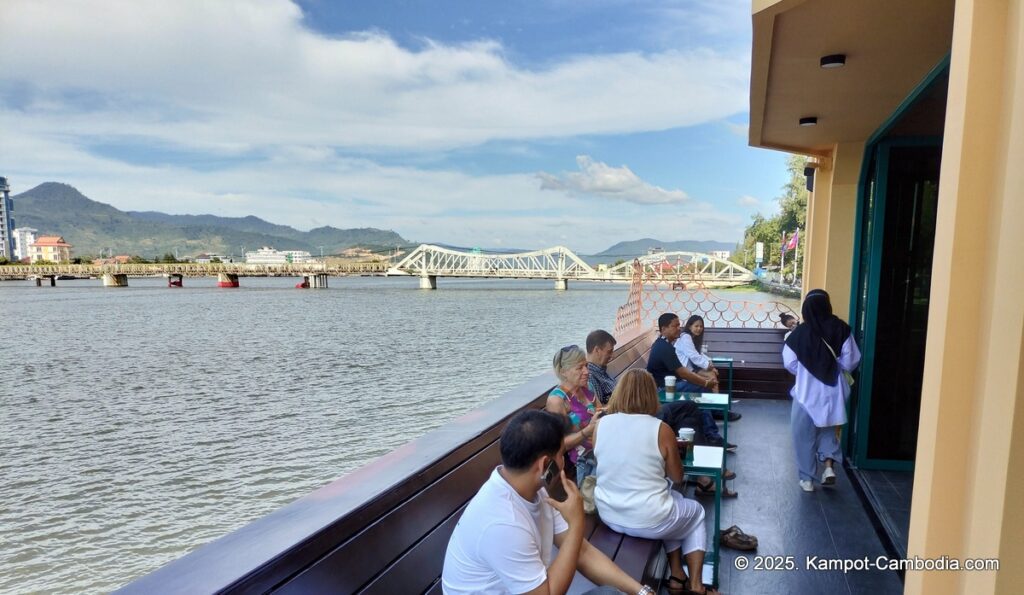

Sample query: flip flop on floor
[666,575,688,595]
[720,525,758,550]
[722,468,736,480]
[695,479,738,498]
[681,584,719,595]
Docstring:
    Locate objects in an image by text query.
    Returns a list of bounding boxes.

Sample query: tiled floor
[691,399,904,594]
[855,469,913,558]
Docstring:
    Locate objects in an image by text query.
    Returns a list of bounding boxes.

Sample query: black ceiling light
[820,54,846,68]
[799,116,818,126]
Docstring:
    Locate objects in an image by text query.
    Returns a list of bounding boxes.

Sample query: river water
[0,276,794,593]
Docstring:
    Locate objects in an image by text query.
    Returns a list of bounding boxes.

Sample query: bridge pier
[167,273,183,288]
[419,275,437,290]
[103,273,129,287]
[217,273,240,288]
[33,275,56,287]
[310,273,328,289]
[554,278,568,291]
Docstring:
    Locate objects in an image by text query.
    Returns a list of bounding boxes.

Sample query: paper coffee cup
[677,427,695,460]
[665,376,676,389]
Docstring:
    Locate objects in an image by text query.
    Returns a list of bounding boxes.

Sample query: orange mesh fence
[614,259,799,337]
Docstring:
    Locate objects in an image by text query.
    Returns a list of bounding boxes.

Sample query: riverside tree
[739,154,809,273]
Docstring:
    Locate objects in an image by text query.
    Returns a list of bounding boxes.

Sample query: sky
[0,0,789,254]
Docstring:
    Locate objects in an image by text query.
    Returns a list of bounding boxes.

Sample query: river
[0,276,795,593]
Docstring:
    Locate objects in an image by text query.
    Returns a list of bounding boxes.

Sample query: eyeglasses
[555,344,580,367]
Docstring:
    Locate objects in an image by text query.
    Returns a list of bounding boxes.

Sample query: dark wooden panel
[613,538,662,588]
[587,523,624,560]
[424,579,442,595]
[275,442,503,593]
[359,503,469,595]
[607,330,657,377]
[708,342,787,355]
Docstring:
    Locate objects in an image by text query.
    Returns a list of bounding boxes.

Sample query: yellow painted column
[802,159,832,295]
[821,141,863,319]
[906,1,1024,593]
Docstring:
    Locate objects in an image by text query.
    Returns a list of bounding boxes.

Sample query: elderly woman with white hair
[546,344,605,485]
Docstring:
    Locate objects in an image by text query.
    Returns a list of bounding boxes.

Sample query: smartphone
[542,457,569,502]
[542,458,559,485]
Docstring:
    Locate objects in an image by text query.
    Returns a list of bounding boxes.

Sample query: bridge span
[387,244,754,289]
[0,261,388,288]
[2,246,755,290]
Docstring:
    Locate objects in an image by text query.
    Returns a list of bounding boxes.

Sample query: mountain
[594,238,737,259]
[11,182,411,258]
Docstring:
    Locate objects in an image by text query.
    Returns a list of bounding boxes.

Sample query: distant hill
[598,236,737,255]
[11,182,412,258]
[594,238,737,261]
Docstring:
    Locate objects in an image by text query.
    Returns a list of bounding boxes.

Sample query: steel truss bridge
[0,261,389,281]
[388,244,755,288]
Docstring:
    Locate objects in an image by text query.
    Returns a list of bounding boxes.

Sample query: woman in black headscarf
[782,289,861,492]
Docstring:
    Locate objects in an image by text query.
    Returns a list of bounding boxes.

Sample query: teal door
[849,138,942,470]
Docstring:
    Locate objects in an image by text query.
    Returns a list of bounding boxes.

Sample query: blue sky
[0,0,788,253]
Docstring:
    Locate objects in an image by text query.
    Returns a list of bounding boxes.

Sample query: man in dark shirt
[647,313,716,390]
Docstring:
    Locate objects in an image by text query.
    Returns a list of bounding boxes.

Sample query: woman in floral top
[546,344,604,485]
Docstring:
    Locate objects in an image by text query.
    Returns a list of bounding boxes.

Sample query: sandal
[683,585,719,595]
[695,479,738,498]
[722,468,736,480]
[666,575,688,595]
[720,525,758,550]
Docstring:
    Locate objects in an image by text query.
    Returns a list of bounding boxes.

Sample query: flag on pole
[785,229,799,251]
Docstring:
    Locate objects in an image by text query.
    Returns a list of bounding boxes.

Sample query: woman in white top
[782,289,861,492]
[674,315,719,393]
[593,369,716,595]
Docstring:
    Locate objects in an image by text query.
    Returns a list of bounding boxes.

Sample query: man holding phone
[442,410,652,595]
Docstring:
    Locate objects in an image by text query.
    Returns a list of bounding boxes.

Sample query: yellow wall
[801,142,862,319]
[802,162,830,293]
[905,0,1024,593]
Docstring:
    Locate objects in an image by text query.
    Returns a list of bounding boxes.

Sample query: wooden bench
[703,327,794,399]
[120,331,664,595]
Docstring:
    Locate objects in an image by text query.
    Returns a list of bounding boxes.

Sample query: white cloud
[0,0,754,253]
[0,0,749,152]
[737,195,760,207]
[538,155,689,205]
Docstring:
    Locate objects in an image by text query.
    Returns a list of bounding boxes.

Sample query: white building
[244,247,312,265]
[195,252,233,264]
[13,227,37,261]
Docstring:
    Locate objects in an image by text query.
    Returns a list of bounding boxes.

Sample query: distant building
[13,227,37,261]
[244,247,312,265]
[710,250,731,260]
[0,177,13,260]
[195,252,233,264]
[30,236,73,263]
[92,255,131,266]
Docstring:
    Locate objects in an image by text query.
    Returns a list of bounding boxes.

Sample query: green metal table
[684,445,725,588]
[710,356,734,395]
[659,390,732,448]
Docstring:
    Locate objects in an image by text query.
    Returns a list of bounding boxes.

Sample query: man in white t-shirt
[442,410,651,595]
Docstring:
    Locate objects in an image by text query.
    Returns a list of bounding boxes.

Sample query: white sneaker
[799,480,814,492]
[821,467,836,486]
